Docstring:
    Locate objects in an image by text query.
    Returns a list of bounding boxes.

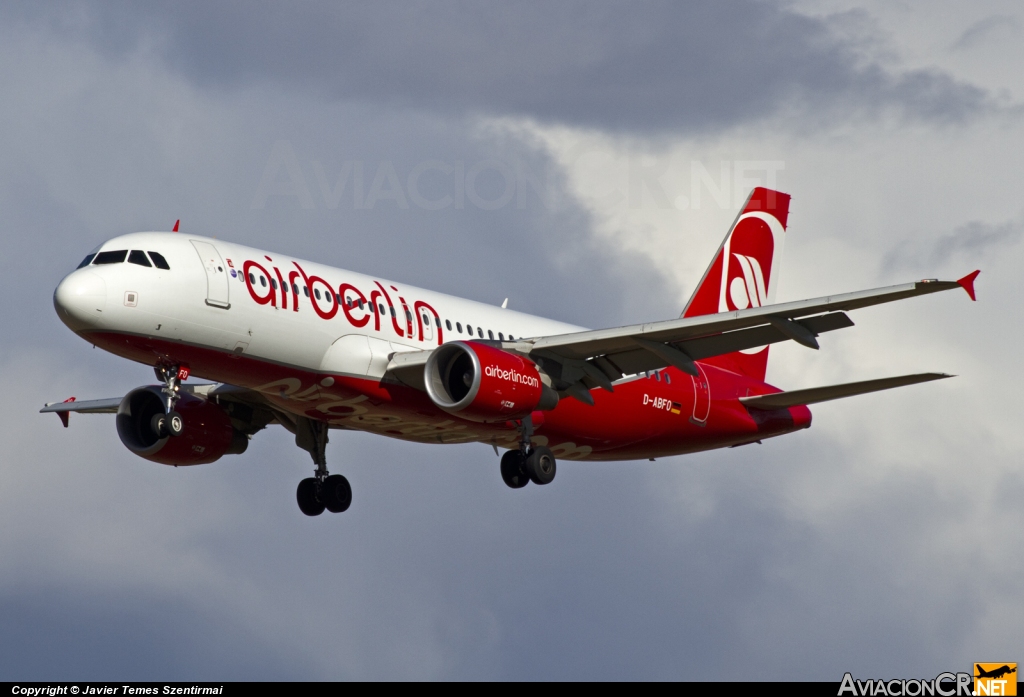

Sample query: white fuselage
[55,232,587,440]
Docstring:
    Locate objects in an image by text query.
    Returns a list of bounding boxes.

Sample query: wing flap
[739,373,952,410]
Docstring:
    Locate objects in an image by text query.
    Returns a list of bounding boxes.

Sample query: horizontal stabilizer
[739,373,952,410]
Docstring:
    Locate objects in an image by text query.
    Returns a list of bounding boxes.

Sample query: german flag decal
[670,402,682,415]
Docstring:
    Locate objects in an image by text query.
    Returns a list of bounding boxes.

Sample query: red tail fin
[681,187,791,380]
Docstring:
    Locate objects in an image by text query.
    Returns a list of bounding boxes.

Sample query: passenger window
[148,252,170,270]
[477,327,483,338]
[260,276,267,287]
[77,254,95,269]
[665,373,671,384]
[498,332,504,340]
[314,288,321,300]
[435,316,441,327]
[358,299,364,310]
[271,278,278,290]
[488,330,494,340]
[445,320,452,330]
[456,323,463,333]
[292,283,299,295]
[466,324,472,335]
[655,371,661,382]
[93,250,128,265]
[303,286,309,297]
[378,303,385,314]
[248,273,255,284]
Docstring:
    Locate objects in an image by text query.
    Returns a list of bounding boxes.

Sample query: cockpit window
[93,250,128,265]
[128,250,152,267]
[77,254,95,269]
[147,252,170,270]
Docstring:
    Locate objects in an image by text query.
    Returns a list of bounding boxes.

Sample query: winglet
[57,397,75,427]
[172,219,180,233]
[956,270,980,301]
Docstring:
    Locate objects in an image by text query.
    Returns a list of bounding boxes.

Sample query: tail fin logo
[729,253,767,310]
[680,187,790,381]
[718,212,785,313]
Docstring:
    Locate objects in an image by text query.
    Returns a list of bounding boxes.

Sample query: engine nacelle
[115,386,247,466]
[424,341,558,422]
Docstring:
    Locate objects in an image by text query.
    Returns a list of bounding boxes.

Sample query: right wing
[40,384,288,434]
[40,397,122,415]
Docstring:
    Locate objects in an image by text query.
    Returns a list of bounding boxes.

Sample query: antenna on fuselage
[501,298,508,309]
[172,220,180,233]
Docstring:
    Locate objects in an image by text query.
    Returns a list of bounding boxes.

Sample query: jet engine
[115,386,248,465]
[424,341,558,422]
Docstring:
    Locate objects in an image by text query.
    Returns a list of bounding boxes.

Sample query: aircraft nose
[54,270,107,331]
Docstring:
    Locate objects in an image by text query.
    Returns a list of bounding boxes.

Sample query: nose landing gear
[153,364,187,438]
[294,417,351,516]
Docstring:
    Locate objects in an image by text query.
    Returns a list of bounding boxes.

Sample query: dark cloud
[0,587,305,681]
[950,14,1020,52]
[3,0,997,134]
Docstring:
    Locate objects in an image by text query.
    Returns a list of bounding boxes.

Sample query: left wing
[506,273,977,401]
[383,272,977,403]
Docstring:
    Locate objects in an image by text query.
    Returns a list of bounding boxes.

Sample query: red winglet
[58,396,75,428]
[956,270,980,301]
[172,219,180,233]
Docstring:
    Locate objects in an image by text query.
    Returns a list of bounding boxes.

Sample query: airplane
[43,187,979,516]
[975,665,1017,680]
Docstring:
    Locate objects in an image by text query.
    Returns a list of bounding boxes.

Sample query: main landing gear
[151,364,185,438]
[294,417,351,517]
[500,415,556,489]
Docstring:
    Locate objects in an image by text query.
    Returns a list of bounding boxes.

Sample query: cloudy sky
[0,0,1021,680]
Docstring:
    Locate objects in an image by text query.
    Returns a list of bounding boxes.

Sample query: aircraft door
[690,363,710,425]
[190,240,230,309]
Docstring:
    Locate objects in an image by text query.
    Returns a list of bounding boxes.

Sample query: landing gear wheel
[526,446,556,485]
[321,474,352,513]
[500,450,530,489]
[296,478,325,516]
[150,413,169,439]
[166,410,183,437]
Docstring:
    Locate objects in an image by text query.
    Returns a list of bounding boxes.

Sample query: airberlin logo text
[838,673,974,697]
[484,365,540,388]
[240,258,443,345]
